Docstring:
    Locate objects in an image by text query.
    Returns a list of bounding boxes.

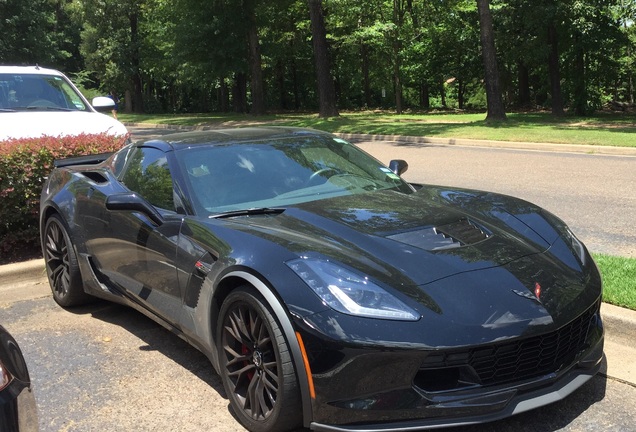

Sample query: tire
[217,286,302,432]
[43,214,90,307]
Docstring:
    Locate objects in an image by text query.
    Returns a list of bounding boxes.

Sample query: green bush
[0,134,128,264]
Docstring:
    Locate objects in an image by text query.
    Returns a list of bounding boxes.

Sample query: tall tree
[308,0,339,117]
[74,0,148,112]
[391,0,406,113]
[476,0,506,120]
[244,0,266,115]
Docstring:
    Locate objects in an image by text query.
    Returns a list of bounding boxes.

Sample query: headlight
[287,258,420,321]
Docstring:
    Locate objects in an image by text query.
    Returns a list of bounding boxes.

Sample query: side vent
[81,171,109,184]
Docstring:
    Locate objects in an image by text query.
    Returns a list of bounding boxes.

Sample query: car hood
[229,187,559,287]
[0,111,128,141]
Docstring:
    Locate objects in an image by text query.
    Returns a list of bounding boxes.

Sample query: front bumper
[303,302,604,431]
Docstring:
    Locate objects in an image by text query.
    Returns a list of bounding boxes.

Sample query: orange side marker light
[295,331,316,399]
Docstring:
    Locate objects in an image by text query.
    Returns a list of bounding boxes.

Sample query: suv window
[121,147,175,211]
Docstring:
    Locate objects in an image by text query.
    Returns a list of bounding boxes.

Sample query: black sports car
[0,325,38,432]
[40,127,603,432]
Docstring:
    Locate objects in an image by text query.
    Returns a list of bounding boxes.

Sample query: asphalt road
[2,126,632,431]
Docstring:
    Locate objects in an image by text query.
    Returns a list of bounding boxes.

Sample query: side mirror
[389,159,408,176]
[106,193,164,226]
[92,96,115,113]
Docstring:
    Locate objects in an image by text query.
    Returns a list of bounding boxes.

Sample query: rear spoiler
[53,152,113,168]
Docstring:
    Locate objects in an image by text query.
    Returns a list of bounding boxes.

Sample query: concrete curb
[602,302,636,343]
[1,258,46,287]
[337,133,636,157]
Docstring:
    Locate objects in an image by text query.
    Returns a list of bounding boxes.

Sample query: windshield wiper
[209,207,286,219]
[25,106,73,111]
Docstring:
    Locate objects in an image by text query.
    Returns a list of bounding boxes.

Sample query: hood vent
[387,218,490,251]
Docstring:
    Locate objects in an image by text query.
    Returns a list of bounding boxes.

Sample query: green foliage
[3,0,636,115]
[593,253,636,310]
[0,134,128,264]
[0,0,82,71]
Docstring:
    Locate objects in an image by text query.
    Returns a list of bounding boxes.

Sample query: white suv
[0,65,128,141]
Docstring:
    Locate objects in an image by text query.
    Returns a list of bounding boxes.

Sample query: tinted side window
[121,147,175,211]
[109,145,133,177]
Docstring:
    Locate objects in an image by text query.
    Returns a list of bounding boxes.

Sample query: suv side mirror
[92,96,115,113]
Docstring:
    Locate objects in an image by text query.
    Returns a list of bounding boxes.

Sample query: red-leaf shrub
[0,133,129,264]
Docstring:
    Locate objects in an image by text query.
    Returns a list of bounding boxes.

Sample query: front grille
[418,301,600,388]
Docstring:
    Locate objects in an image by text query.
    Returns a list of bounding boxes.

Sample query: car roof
[139,127,334,151]
[0,65,66,76]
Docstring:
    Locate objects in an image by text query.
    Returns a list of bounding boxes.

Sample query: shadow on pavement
[69,299,227,398]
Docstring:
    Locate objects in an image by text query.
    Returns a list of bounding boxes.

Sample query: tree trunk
[573,33,588,116]
[476,0,506,121]
[420,83,430,109]
[392,0,404,114]
[517,61,531,108]
[291,59,301,110]
[245,0,265,115]
[440,80,447,108]
[219,78,229,112]
[125,89,132,113]
[129,11,144,113]
[393,44,403,114]
[307,0,339,118]
[276,60,287,110]
[547,23,564,116]
[232,73,247,113]
[361,43,371,108]
[625,15,635,104]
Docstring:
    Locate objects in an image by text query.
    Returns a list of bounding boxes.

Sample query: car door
[95,145,185,322]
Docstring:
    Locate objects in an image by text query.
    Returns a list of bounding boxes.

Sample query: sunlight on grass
[593,253,636,310]
[119,111,636,148]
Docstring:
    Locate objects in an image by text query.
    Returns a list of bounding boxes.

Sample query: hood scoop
[387,218,491,251]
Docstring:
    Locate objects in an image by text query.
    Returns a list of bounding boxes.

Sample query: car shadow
[67,299,227,398]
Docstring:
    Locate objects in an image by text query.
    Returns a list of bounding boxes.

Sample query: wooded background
[1,0,634,119]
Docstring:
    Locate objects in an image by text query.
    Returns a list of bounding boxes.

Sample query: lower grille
[417,301,600,389]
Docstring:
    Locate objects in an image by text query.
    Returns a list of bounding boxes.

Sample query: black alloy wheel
[218,287,301,432]
[43,215,89,307]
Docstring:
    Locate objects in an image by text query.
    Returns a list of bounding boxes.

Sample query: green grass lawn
[119,110,636,148]
[593,253,636,310]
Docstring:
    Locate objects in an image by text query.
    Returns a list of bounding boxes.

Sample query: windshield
[178,135,414,215]
[0,73,88,111]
